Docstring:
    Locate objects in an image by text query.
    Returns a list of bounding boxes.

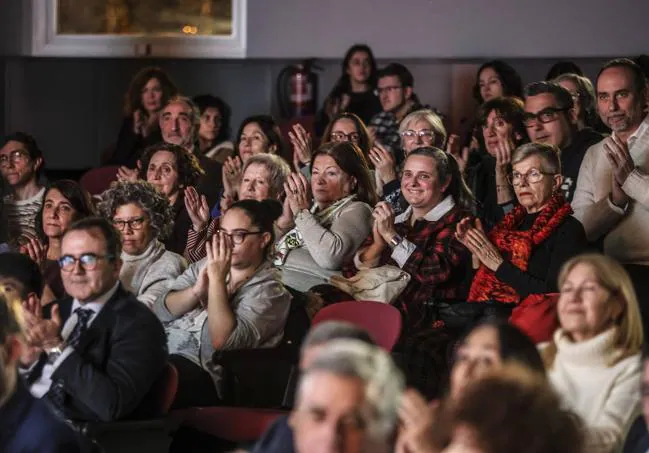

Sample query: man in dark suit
[0,281,80,452]
[21,217,168,422]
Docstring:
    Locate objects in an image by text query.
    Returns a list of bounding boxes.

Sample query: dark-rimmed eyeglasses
[0,149,29,167]
[112,217,147,231]
[217,229,263,245]
[523,107,570,128]
[507,168,555,186]
[400,129,435,142]
[58,253,115,272]
[330,132,360,143]
[374,86,403,96]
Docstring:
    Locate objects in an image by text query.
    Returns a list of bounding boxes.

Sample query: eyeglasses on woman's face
[216,229,263,245]
[400,129,435,143]
[507,168,554,186]
[112,217,147,231]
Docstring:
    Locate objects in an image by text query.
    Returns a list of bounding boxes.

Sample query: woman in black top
[315,44,382,136]
[110,67,178,167]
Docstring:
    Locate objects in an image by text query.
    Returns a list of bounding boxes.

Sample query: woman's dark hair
[1,132,45,178]
[545,60,584,81]
[138,142,204,188]
[235,115,285,158]
[229,199,283,257]
[311,141,378,206]
[35,180,96,243]
[329,44,378,98]
[123,67,178,116]
[477,96,529,147]
[406,147,475,211]
[321,112,372,157]
[472,60,524,104]
[192,94,232,144]
[456,319,545,374]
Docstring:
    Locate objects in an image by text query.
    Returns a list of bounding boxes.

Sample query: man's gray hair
[301,321,375,355]
[297,339,404,442]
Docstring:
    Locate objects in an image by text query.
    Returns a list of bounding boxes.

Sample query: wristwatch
[389,233,404,248]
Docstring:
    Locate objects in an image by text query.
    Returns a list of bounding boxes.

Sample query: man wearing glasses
[367,63,422,163]
[0,132,45,248]
[523,82,603,202]
[20,217,168,422]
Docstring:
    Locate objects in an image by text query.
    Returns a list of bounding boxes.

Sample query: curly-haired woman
[99,180,187,308]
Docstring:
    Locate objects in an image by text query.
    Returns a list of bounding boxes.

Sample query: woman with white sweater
[541,253,644,453]
[98,180,186,308]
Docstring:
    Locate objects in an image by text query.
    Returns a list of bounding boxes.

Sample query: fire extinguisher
[276,59,320,119]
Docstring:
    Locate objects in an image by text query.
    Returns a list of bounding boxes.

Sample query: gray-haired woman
[98,180,187,308]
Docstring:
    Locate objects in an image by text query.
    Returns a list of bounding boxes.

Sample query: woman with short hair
[99,181,186,308]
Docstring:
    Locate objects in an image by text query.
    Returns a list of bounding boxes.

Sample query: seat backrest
[311,301,402,351]
[79,165,120,196]
[139,362,178,416]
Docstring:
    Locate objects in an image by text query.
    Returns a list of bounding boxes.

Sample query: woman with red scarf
[456,142,588,341]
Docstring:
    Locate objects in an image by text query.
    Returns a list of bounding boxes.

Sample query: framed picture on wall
[27,0,247,58]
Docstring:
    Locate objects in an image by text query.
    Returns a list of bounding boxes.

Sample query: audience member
[154,200,290,407]
[220,114,285,214]
[20,217,168,421]
[110,66,177,167]
[465,97,528,230]
[368,63,422,161]
[185,153,291,262]
[25,180,95,305]
[315,44,382,136]
[553,72,605,132]
[354,146,471,397]
[621,344,649,453]
[524,81,604,201]
[0,252,43,316]
[274,141,375,293]
[98,181,186,308]
[572,58,649,320]
[137,142,204,254]
[432,364,583,453]
[458,143,587,310]
[0,292,81,453]
[193,94,234,164]
[545,60,584,80]
[157,95,223,205]
[371,109,447,214]
[251,321,377,453]
[542,253,644,453]
[0,132,45,249]
[288,339,404,453]
[472,60,524,105]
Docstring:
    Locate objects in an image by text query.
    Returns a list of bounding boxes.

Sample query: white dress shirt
[29,282,119,398]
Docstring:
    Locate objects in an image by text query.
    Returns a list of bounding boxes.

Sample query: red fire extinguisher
[277,59,320,119]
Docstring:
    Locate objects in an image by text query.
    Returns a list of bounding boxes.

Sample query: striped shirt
[3,187,45,247]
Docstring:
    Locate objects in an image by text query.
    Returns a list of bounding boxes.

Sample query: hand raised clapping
[288,124,313,172]
[284,172,312,216]
[184,186,211,231]
[205,232,232,282]
[372,201,398,244]
[223,156,243,197]
[455,217,504,272]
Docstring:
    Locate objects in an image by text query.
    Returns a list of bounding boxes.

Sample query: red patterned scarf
[468,193,572,304]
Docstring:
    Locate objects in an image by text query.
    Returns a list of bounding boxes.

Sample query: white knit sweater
[543,328,641,453]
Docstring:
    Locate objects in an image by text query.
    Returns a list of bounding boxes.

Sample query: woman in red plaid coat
[353,146,473,397]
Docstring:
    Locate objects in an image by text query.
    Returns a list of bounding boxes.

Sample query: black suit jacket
[36,284,168,422]
[623,416,649,453]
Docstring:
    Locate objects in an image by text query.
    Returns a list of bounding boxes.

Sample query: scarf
[468,192,572,303]
[274,195,357,265]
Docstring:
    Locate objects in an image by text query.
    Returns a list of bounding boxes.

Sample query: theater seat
[79,166,120,196]
[312,300,402,351]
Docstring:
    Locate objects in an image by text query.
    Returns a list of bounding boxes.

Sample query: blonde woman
[541,253,644,453]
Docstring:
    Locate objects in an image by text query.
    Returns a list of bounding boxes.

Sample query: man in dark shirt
[523,81,603,202]
[0,281,80,452]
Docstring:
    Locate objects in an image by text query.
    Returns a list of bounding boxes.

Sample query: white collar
[71,281,120,314]
[619,113,649,149]
[395,195,455,224]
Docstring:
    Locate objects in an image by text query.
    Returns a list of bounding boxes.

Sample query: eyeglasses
[112,217,147,231]
[0,149,29,167]
[217,229,263,245]
[374,85,402,96]
[523,107,570,128]
[507,168,555,186]
[330,131,360,143]
[400,129,435,143]
[58,253,115,272]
